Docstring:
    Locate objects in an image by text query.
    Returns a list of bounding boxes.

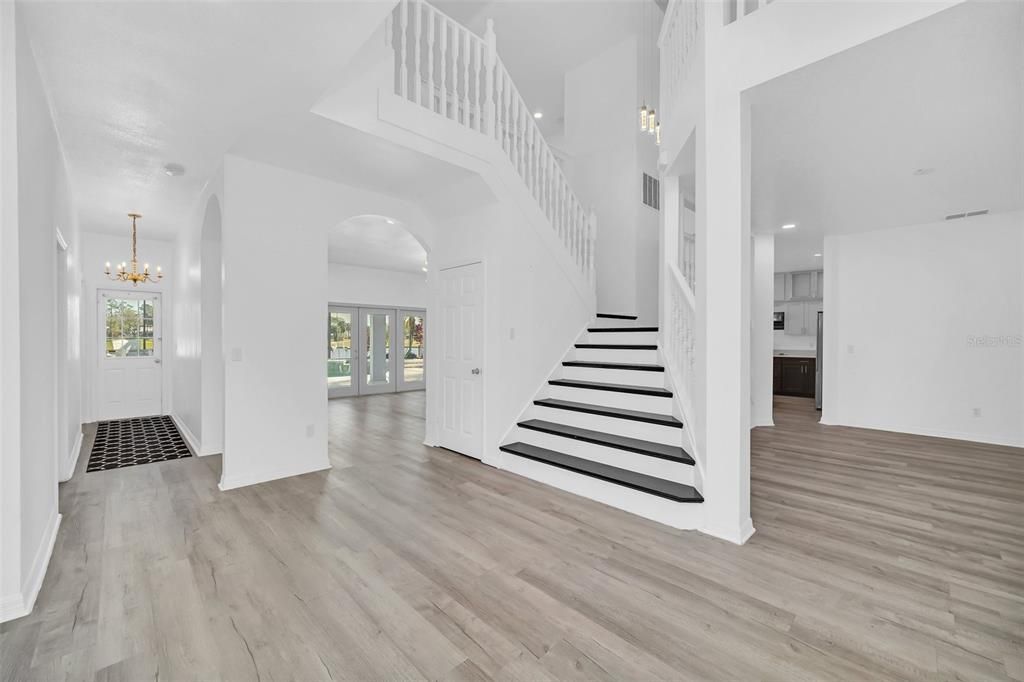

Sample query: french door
[97,290,163,419]
[327,305,425,398]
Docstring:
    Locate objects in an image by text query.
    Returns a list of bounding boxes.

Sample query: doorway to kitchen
[328,305,425,399]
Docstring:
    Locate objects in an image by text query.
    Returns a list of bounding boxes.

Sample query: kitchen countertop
[774,349,816,358]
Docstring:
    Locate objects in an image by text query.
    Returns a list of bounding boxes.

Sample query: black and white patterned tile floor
[86,415,193,472]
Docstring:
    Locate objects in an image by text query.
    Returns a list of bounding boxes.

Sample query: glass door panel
[398,310,426,391]
[327,306,357,398]
[359,308,397,395]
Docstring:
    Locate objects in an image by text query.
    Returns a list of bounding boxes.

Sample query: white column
[697,71,754,545]
[751,233,775,427]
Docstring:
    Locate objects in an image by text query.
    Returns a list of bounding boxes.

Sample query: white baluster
[503,71,511,155]
[385,11,392,48]
[450,26,459,121]
[484,19,496,137]
[414,0,422,105]
[473,39,482,132]
[426,9,435,112]
[438,20,447,118]
[399,0,408,99]
[462,32,471,128]
[512,95,521,175]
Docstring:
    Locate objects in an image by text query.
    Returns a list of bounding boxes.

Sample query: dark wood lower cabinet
[774,357,816,398]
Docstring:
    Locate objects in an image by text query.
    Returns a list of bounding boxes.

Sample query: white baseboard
[59,429,83,483]
[0,511,61,623]
[702,516,755,545]
[169,413,201,456]
[218,460,332,491]
[818,416,1022,448]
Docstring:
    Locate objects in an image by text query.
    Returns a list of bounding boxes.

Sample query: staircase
[500,313,705,529]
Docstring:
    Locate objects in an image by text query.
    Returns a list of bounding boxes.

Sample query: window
[327,310,353,388]
[642,172,660,210]
[105,298,155,357]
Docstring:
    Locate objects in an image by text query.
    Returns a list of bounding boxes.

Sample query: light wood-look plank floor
[2,393,1022,680]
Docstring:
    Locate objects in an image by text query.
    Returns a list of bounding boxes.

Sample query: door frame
[327,305,358,399]
[95,288,164,420]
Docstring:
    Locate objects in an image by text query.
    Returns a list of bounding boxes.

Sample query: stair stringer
[658,346,705,493]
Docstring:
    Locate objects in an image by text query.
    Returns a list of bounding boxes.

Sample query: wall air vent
[945,209,989,221]
[642,172,660,210]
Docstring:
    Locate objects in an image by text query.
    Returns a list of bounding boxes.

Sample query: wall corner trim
[218,461,332,492]
[58,428,83,482]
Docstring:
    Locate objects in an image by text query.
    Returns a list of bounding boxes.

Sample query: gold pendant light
[104,213,163,286]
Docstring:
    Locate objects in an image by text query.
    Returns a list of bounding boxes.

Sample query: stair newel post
[483,18,496,138]
[413,0,423,106]
[399,0,409,99]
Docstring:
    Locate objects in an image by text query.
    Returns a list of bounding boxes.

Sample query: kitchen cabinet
[782,299,823,336]
[773,357,816,397]
[774,269,824,303]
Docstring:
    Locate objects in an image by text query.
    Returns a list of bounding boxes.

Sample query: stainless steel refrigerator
[815,311,823,410]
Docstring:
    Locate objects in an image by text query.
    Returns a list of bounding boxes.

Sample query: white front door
[439,262,483,459]
[97,290,162,420]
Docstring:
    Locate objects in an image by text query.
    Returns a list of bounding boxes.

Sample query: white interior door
[439,262,483,459]
[97,290,162,420]
[358,308,398,395]
[328,305,358,399]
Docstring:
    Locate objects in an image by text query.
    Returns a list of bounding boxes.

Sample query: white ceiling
[328,215,427,273]
[19,1,474,240]
[433,1,650,139]
[748,1,1024,272]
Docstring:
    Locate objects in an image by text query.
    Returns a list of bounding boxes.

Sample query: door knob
[471,368,481,375]
[154,358,161,364]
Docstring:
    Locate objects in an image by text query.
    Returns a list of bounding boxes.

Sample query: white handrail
[390,0,596,287]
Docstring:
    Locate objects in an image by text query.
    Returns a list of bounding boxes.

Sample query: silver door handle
[154,359,161,364]
[471,368,481,375]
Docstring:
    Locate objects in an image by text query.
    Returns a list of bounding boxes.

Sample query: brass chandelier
[105,213,163,286]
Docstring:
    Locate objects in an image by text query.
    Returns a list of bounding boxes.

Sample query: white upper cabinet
[774,269,824,303]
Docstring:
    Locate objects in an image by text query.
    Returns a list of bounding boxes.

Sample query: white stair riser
[584,330,658,345]
[573,347,658,364]
[527,404,682,446]
[559,365,666,388]
[591,317,639,328]
[498,454,704,530]
[513,427,694,485]
[547,384,673,413]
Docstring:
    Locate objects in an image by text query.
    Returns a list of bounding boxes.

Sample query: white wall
[822,211,1024,447]
[327,263,427,309]
[564,36,649,319]
[1,4,81,621]
[79,231,175,422]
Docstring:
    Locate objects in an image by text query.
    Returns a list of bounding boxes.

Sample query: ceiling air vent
[945,209,989,221]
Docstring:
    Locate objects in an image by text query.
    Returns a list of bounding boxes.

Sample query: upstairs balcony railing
[386,0,596,288]
[658,0,703,123]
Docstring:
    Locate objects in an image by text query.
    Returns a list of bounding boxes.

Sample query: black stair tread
[499,442,703,503]
[587,326,659,333]
[534,398,683,428]
[563,360,665,372]
[596,313,638,320]
[575,343,657,350]
[549,378,672,397]
[518,419,694,465]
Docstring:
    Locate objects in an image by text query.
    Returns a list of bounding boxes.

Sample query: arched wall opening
[200,194,224,455]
